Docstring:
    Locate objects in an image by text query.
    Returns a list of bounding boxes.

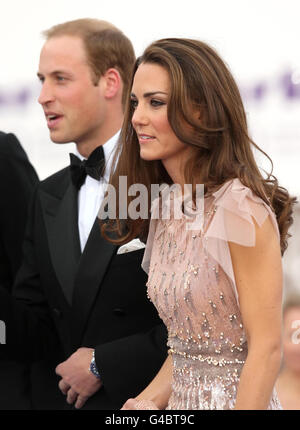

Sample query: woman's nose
[132,104,149,127]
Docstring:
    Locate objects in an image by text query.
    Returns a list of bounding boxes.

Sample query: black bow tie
[70,146,105,190]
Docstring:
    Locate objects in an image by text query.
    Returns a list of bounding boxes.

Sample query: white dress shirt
[74,131,119,252]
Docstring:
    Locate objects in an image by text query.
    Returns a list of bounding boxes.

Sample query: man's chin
[49,132,73,144]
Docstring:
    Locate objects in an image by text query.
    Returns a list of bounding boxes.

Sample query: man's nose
[38,80,55,105]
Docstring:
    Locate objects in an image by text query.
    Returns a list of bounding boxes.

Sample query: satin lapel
[71,218,117,344]
[40,182,81,305]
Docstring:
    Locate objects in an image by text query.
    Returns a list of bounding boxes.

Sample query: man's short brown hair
[43,18,136,109]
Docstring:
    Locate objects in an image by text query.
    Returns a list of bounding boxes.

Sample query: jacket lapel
[40,180,81,305]
[71,218,117,344]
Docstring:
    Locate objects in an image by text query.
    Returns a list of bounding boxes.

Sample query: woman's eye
[150,99,165,107]
[130,99,138,109]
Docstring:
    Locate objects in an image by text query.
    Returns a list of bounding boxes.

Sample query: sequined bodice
[145,179,282,410]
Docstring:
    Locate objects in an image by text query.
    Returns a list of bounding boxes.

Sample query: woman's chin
[139,150,160,161]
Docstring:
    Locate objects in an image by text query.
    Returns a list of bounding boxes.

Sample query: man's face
[38,35,106,147]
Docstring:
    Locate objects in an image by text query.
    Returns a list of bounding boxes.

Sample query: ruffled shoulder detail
[204,178,280,303]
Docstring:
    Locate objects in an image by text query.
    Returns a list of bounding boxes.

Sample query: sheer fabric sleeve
[141,217,158,274]
[203,178,280,304]
[142,184,171,274]
[141,193,161,274]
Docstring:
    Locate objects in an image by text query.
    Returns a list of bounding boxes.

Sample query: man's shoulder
[39,166,71,195]
[0,131,27,160]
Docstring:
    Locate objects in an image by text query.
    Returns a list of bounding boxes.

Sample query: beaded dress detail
[143,179,282,410]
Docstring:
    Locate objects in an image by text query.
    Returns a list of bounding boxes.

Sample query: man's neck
[76,115,123,158]
[76,130,117,158]
[76,138,107,159]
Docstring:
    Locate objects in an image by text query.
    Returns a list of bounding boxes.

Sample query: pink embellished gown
[142,179,282,410]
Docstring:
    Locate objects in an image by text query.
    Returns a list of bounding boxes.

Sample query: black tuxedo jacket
[0,131,39,409]
[0,132,39,291]
[0,164,168,410]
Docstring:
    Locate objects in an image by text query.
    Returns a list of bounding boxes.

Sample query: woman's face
[282,306,300,373]
[131,62,192,174]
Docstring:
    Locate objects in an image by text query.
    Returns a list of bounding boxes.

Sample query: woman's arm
[121,354,173,410]
[229,215,283,409]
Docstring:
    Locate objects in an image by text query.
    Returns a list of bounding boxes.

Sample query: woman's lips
[138,134,156,143]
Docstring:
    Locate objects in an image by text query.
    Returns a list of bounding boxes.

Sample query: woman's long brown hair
[102,38,297,255]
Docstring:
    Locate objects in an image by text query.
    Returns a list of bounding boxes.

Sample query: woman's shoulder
[211,177,264,204]
[205,177,279,246]
[203,178,280,304]
[213,178,275,221]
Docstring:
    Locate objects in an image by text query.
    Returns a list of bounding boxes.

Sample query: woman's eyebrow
[131,91,168,98]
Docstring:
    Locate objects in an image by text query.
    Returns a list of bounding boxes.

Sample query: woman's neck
[162,158,185,188]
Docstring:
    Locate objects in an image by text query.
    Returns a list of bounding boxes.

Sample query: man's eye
[57,76,66,82]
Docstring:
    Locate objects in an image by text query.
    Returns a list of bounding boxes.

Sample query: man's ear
[102,68,122,100]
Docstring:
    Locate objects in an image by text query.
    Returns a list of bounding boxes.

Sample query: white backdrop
[0,0,299,288]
